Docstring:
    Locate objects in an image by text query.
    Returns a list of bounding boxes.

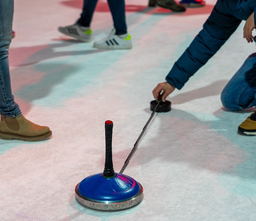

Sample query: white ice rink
[1,0,256,220]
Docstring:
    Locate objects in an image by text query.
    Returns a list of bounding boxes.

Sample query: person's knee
[220,90,243,111]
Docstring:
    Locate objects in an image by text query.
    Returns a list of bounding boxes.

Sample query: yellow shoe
[0,115,52,141]
[238,111,256,136]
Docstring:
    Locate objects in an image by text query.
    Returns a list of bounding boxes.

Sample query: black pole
[119,99,161,174]
[103,120,115,178]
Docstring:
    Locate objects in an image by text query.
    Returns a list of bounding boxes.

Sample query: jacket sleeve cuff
[165,63,189,90]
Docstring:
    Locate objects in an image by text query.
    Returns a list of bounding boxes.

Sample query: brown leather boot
[0,115,52,141]
[156,0,186,12]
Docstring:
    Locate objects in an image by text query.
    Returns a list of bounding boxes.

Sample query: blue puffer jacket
[166,0,256,90]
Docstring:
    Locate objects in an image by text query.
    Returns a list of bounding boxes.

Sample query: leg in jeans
[107,0,127,35]
[78,0,127,35]
[221,53,256,111]
[77,0,99,27]
[0,0,51,141]
[0,0,21,117]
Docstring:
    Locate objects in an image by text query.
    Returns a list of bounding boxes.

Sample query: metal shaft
[119,100,161,174]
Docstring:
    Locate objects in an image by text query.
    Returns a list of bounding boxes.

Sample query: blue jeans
[221,53,256,111]
[77,0,127,35]
[0,0,21,117]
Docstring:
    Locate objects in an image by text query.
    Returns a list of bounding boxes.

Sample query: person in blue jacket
[152,0,256,136]
[0,0,52,141]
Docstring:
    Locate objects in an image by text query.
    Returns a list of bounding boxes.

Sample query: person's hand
[152,82,175,102]
[243,12,256,43]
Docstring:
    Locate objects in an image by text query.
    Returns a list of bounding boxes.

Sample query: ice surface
[1,0,256,220]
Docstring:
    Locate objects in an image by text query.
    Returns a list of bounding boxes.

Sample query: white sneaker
[93,29,132,50]
[58,24,92,42]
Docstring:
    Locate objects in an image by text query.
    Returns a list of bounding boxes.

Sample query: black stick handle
[103,120,115,177]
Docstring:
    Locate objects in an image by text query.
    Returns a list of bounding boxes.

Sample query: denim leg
[78,0,99,27]
[107,0,127,35]
[221,53,256,111]
[0,0,21,117]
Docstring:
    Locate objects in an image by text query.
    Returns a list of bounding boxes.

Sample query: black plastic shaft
[103,120,115,178]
